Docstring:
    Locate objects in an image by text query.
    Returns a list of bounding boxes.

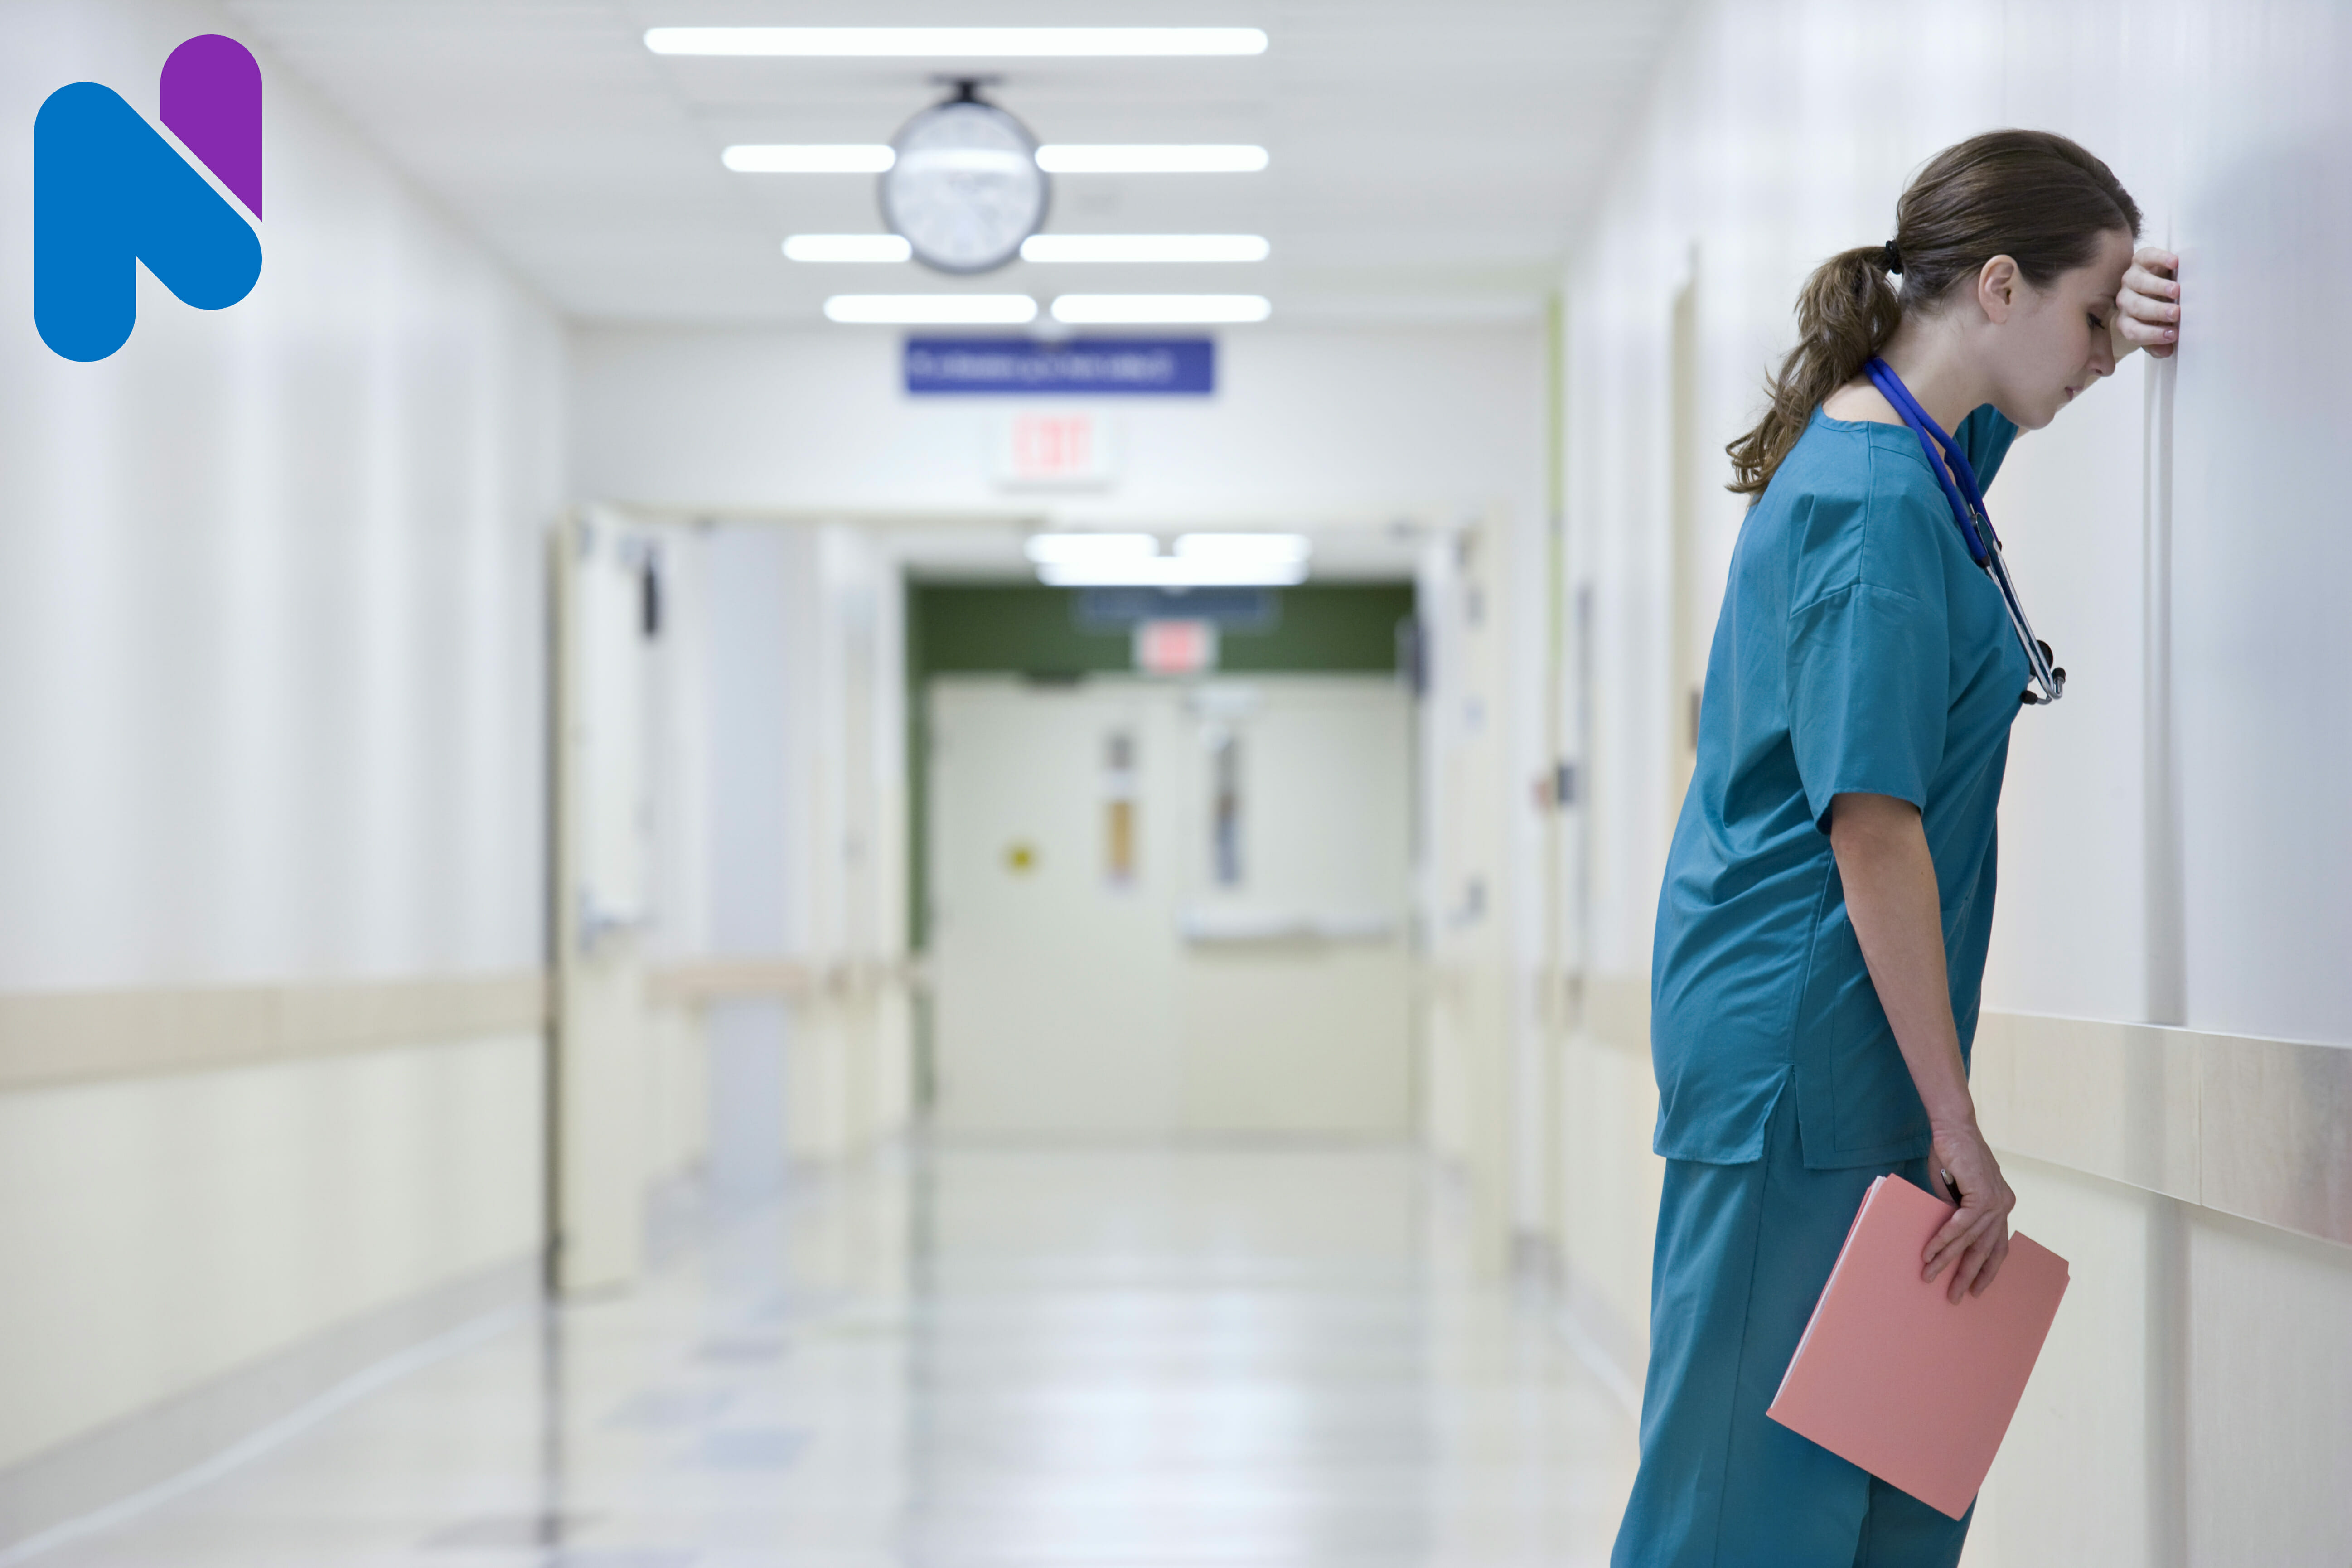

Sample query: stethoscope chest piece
[2023,639,2066,706]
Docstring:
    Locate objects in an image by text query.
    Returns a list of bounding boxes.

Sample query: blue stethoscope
[1865,357,2066,706]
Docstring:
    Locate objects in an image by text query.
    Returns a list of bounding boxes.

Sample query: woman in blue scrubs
[1613,130,2184,1567]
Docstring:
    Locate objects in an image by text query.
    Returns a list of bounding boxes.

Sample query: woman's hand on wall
[2112,246,2182,360]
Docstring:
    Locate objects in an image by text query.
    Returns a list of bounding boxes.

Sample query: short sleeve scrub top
[1611,404,2030,1568]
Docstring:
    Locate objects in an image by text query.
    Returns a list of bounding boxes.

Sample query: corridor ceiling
[222,0,1690,326]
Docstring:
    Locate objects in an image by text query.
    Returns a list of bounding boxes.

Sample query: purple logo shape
[160,35,261,217]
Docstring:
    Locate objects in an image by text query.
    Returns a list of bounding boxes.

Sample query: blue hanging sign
[904,336,1215,396]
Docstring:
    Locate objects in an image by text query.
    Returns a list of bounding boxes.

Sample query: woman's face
[1983,227,2137,430]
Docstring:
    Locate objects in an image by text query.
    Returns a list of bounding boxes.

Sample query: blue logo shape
[35,45,264,363]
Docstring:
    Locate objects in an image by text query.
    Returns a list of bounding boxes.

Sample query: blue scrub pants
[1610,1091,1973,1568]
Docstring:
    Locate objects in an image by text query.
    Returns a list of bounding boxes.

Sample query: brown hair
[1725,129,2142,496]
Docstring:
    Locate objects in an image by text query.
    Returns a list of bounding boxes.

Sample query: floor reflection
[43,1142,1636,1567]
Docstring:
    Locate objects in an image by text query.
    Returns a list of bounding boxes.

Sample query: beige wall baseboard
[0,1255,536,1553]
[0,1035,547,1472]
[0,973,548,1092]
[1571,978,2352,1250]
[1973,1012,2352,1249]
[644,958,814,1007]
[644,958,914,1008]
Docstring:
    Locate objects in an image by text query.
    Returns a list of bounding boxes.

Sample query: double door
[927,673,1414,1135]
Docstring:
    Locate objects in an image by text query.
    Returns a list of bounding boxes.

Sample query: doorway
[927,673,1415,1135]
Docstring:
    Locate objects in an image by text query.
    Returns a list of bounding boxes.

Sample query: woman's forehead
[2062,231,2135,288]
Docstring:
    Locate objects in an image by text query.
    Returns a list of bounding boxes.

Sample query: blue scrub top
[1651,402,2028,1170]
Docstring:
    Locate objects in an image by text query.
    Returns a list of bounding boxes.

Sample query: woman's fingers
[1919,1194,1994,1269]
[2128,246,2181,293]
[1969,1229,2012,1298]
[1950,1234,1989,1301]
[1948,1242,1982,1301]
[1925,1124,2016,1291]
[1923,1206,1999,1281]
[1949,1223,2012,1302]
[2118,249,2181,358]
[2116,316,2176,359]
[2118,277,2178,323]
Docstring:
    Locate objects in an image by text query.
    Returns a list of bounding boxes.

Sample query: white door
[929,678,1182,1132]
[1172,677,1416,1133]
[928,673,1415,1137]
[552,509,656,1292]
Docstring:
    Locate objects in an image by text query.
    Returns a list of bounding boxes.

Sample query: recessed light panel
[1020,235,1269,264]
[785,235,914,263]
[724,145,895,173]
[1176,533,1312,564]
[1028,532,1312,587]
[1023,534,1161,565]
[823,295,1038,324]
[648,28,1268,57]
[1050,295,1272,324]
[1036,559,1309,588]
[1036,145,1269,174]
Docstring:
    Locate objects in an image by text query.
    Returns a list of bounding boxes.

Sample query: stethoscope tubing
[1862,358,2065,705]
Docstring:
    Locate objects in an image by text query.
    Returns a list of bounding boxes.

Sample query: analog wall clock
[880,86,1050,275]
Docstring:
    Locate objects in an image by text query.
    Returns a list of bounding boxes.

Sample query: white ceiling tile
[225,0,1691,324]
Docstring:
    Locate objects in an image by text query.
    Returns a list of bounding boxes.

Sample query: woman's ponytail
[1724,130,2142,498]
[1724,246,1901,496]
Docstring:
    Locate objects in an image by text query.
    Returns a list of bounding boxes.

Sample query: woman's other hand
[1923,1120,2016,1302]
[2113,245,2181,359]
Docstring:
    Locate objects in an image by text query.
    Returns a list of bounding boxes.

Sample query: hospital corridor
[2,4,2350,1567]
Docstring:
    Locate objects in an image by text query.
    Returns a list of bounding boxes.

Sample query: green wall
[910,581,1414,678]
[905,581,1415,951]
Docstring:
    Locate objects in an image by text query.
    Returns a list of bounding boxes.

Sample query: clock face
[880,100,1050,275]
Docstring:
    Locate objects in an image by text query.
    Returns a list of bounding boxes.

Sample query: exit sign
[1133,618,1218,676]
[996,411,1119,488]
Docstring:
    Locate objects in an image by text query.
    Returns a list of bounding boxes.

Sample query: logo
[35,35,262,363]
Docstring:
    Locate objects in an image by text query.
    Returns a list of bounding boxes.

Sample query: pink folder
[1766,1174,2070,1519]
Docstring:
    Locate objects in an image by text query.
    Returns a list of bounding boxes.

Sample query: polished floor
[40,1143,1638,1567]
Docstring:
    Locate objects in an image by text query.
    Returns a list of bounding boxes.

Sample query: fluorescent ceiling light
[785,234,913,263]
[1036,145,1269,174]
[648,27,1268,57]
[725,144,895,173]
[1030,532,1312,586]
[1051,294,1272,324]
[1023,533,1159,565]
[823,295,1037,324]
[1176,533,1311,564]
[1020,234,1269,264]
[1038,559,1309,588]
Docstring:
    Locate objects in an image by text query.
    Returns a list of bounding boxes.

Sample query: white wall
[1563,0,2352,1044]
[1545,0,2352,1560]
[570,322,1542,527]
[0,0,562,1475]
